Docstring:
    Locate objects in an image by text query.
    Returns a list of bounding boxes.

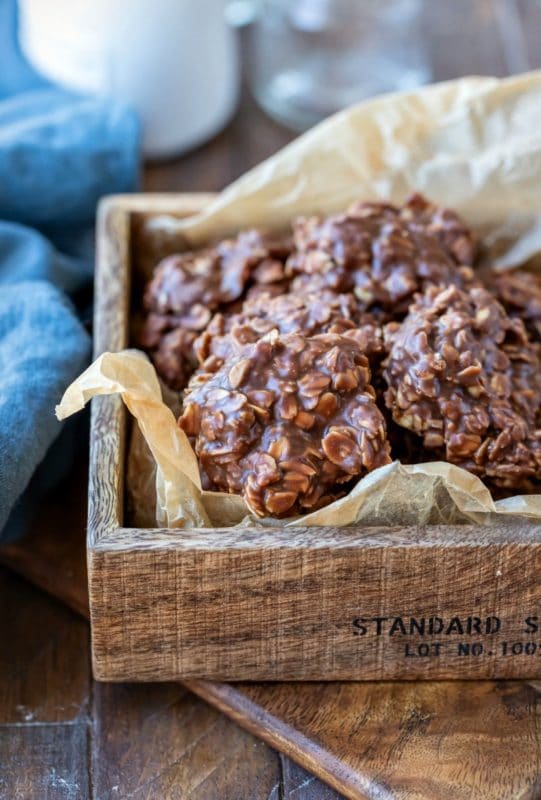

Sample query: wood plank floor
[0,466,342,800]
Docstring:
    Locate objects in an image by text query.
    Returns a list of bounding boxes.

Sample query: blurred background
[14,0,540,162]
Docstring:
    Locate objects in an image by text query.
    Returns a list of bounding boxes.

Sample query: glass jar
[249,0,430,131]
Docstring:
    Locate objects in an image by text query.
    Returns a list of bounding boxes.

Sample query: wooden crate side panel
[94,199,131,358]
[89,201,132,545]
[92,522,541,551]
[88,396,125,546]
[89,195,213,547]
[89,537,541,681]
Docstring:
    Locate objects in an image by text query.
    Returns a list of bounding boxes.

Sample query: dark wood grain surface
[2,3,541,797]
[5,475,541,800]
[0,468,341,800]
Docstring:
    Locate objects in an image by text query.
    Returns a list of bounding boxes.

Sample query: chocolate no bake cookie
[139,314,199,391]
[193,290,385,379]
[286,194,476,314]
[138,192,541,512]
[383,285,541,488]
[141,229,291,388]
[141,194,476,391]
[144,229,291,321]
[180,332,391,517]
[491,269,541,342]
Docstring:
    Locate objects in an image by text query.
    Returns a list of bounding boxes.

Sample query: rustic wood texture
[0,568,90,724]
[0,566,91,800]
[4,520,541,800]
[0,463,90,619]
[0,724,91,800]
[90,194,541,682]
[188,679,541,800]
[2,4,541,795]
[0,471,340,800]
[90,520,541,681]
[92,682,283,800]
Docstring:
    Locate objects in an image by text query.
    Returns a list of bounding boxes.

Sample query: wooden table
[2,3,541,797]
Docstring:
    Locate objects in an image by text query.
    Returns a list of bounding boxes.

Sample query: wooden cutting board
[2,471,541,800]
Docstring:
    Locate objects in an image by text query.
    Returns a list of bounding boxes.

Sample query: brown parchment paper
[57,71,541,530]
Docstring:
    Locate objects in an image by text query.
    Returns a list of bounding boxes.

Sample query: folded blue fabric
[0,89,140,227]
[0,0,140,540]
[0,282,90,533]
[0,220,92,292]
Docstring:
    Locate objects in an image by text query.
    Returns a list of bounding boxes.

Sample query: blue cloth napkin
[0,0,140,540]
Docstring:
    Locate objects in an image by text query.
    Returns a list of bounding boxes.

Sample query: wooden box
[90,193,541,682]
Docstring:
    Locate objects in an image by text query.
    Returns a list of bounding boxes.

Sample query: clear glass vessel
[249,0,430,131]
